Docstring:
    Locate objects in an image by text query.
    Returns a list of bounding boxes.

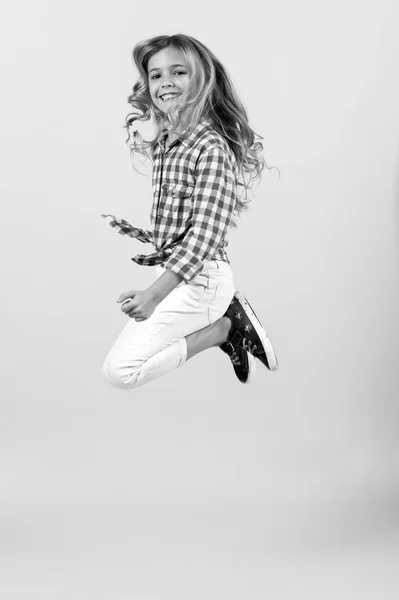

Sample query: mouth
[159,93,181,102]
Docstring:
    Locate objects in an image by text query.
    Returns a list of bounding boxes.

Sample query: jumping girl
[101,33,279,389]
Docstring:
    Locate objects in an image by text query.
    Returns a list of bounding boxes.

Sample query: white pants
[102,259,235,389]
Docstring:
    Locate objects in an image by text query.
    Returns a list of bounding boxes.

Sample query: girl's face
[147,47,191,115]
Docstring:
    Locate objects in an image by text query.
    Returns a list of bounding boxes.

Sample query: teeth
[161,93,179,101]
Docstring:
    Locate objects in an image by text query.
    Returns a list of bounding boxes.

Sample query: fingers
[120,301,146,322]
[125,304,147,320]
[121,298,137,313]
[121,302,143,320]
[127,306,144,318]
[117,294,148,321]
[116,291,137,303]
[127,310,146,321]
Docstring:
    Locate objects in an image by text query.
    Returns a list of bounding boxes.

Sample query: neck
[165,129,180,147]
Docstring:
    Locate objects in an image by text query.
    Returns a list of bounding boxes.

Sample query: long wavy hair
[124,34,279,225]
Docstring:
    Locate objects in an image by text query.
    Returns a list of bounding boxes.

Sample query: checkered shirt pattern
[101,118,239,282]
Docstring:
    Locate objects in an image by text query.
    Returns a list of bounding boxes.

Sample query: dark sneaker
[224,291,279,371]
[220,341,256,384]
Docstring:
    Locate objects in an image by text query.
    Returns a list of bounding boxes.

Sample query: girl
[101,33,278,389]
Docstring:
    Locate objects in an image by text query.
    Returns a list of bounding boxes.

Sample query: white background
[1,0,399,597]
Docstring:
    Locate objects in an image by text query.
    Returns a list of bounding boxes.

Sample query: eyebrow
[148,63,187,74]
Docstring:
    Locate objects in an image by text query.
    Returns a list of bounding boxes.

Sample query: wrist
[144,288,159,302]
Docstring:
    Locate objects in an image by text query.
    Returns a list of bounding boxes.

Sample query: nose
[159,81,175,97]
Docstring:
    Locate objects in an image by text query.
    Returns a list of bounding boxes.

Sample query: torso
[148,120,238,270]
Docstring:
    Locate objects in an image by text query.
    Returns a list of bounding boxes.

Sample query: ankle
[219,316,232,344]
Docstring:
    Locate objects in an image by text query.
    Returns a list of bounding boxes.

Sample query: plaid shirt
[101,118,238,282]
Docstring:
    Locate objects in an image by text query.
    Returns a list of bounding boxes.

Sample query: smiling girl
[101,34,278,389]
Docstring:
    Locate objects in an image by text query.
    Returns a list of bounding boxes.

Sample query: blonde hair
[124,33,279,225]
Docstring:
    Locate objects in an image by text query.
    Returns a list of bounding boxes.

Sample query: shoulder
[193,125,231,154]
[193,129,237,178]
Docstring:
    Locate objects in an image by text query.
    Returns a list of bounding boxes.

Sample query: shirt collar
[159,117,212,149]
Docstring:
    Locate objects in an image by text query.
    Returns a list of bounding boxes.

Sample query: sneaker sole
[245,351,256,383]
[234,291,279,371]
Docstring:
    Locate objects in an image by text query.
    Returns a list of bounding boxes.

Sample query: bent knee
[102,357,142,390]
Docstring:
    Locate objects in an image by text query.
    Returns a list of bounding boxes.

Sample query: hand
[116,289,159,321]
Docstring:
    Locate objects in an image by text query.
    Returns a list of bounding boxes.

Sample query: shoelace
[242,338,258,354]
[231,349,241,366]
[225,342,241,366]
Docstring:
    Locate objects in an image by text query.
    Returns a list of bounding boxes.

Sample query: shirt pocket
[156,181,194,226]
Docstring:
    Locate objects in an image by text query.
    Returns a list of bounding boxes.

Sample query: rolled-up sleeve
[163,145,236,282]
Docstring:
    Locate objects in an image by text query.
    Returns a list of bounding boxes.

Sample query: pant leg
[102,260,234,390]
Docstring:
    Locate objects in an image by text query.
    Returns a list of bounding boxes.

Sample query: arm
[117,268,183,321]
[117,145,236,319]
[146,268,184,303]
[163,145,236,282]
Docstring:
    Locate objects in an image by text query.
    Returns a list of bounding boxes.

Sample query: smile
[159,93,180,101]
